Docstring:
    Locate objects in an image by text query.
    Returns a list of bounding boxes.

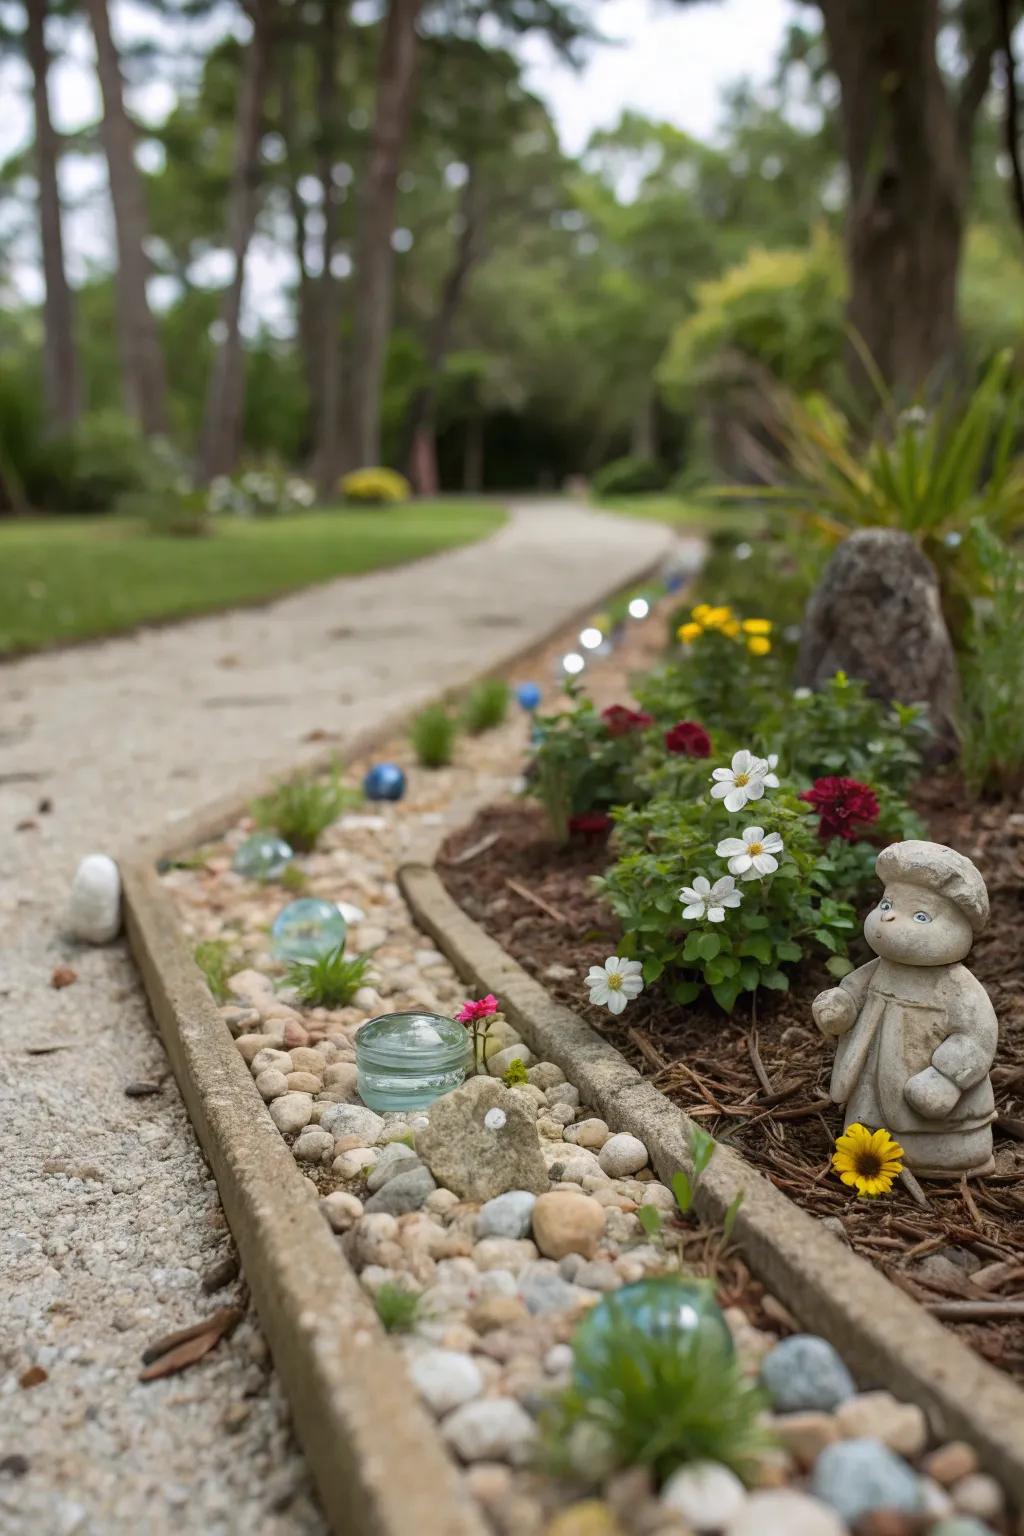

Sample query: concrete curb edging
[399,861,1024,1504]
[118,529,681,1536]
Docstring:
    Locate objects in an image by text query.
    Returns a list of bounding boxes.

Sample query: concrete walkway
[0,502,677,1536]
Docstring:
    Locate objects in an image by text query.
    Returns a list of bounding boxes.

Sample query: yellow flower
[722,619,741,638]
[677,622,702,644]
[747,636,772,656]
[691,604,712,624]
[832,1124,904,1198]
[702,605,733,630]
[741,618,773,636]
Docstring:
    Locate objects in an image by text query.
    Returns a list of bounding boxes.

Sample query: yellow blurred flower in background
[677,622,702,644]
[741,618,772,635]
[747,636,771,656]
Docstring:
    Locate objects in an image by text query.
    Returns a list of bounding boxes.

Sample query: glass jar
[356,1011,471,1112]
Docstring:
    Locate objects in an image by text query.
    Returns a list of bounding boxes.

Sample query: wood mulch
[439,788,1024,1382]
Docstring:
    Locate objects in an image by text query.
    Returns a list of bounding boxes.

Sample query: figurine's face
[864,880,973,966]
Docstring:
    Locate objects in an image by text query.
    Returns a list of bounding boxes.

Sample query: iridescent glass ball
[232,832,294,881]
[515,682,542,711]
[571,1276,733,1385]
[356,1010,471,1112]
[363,762,407,802]
[271,898,346,962]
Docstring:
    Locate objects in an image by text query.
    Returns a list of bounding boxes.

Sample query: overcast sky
[0,0,802,317]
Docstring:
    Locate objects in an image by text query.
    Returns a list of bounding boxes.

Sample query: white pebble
[661,1461,746,1532]
[332,1147,380,1180]
[293,1128,334,1163]
[598,1132,649,1177]
[67,854,122,943]
[408,1350,483,1417]
[268,1093,313,1135]
[442,1398,537,1465]
[320,1191,363,1232]
[255,1069,288,1102]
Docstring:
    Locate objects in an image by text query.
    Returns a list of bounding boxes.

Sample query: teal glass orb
[232,832,294,880]
[571,1277,733,1384]
[271,898,346,962]
[356,1011,471,1112]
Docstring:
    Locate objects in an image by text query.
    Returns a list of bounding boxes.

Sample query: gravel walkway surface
[0,502,676,1536]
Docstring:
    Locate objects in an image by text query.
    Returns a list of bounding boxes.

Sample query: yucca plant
[285,946,373,1008]
[252,770,357,852]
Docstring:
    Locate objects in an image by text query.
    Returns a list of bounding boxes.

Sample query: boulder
[415,1076,549,1201]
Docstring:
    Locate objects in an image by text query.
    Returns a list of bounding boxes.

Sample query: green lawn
[0,500,505,656]
[596,493,768,536]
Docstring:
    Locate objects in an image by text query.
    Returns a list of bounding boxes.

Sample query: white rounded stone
[67,854,122,943]
[725,1489,845,1536]
[442,1398,537,1465]
[660,1461,746,1532]
[320,1191,363,1232]
[408,1349,484,1417]
[268,1093,313,1135]
[598,1133,649,1177]
[255,1068,289,1102]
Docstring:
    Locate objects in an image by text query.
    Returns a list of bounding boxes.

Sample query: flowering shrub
[526,685,651,842]
[777,673,927,792]
[208,467,315,519]
[800,776,879,841]
[636,603,784,739]
[340,466,411,505]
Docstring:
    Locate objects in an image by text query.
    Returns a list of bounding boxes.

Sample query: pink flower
[664,720,712,758]
[455,994,499,1023]
[602,704,654,738]
[799,776,880,842]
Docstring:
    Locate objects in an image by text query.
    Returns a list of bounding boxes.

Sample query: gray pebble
[363,1165,436,1215]
[810,1439,922,1524]
[319,1103,385,1143]
[760,1334,855,1412]
[518,1261,587,1315]
[365,1143,419,1192]
[477,1191,537,1241]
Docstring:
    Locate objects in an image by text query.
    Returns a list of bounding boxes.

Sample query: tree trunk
[198,1,274,482]
[463,413,483,493]
[26,0,81,431]
[347,0,422,469]
[629,390,657,460]
[84,0,167,434]
[818,0,968,397]
[278,47,319,423]
[313,0,347,499]
[400,167,480,477]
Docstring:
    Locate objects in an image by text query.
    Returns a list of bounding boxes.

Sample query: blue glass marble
[515,682,542,711]
[271,898,347,962]
[232,832,294,881]
[356,1011,471,1111]
[363,762,407,802]
[571,1277,733,1385]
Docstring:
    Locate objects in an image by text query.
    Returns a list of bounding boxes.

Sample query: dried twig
[504,877,567,926]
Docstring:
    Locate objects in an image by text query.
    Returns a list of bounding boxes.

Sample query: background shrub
[340,466,411,505]
[591,455,669,499]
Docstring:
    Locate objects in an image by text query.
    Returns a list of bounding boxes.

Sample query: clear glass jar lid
[357,1011,471,1068]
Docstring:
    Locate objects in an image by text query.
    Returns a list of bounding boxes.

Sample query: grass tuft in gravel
[462,677,510,735]
[253,771,358,852]
[411,704,457,768]
[285,946,373,1008]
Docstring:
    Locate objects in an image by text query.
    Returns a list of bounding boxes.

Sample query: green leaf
[760,969,790,992]
[738,936,772,964]
[637,1204,664,1238]
[722,1190,745,1245]
[738,961,761,991]
[669,977,701,1005]
[697,932,721,962]
[682,931,704,963]
[671,1169,693,1215]
[826,954,855,977]
[775,939,803,962]
[711,978,742,1012]
[642,955,665,985]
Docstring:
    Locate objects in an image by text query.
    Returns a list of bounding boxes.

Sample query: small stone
[332,1147,380,1180]
[660,1461,746,1531]
[363,1165,436,1215]
[572,1260,621,1291]
[531,1191,606,1260]
[810,1439,922,1525]
[51,963,77,989]
[546,1102,576,1126]
[268,1092,313,1135]
[920,1479,954,1521]
[489,1044,535,1077]
[544,1500,624,1536]
[415,1076,548,1201]
[255,1068,289,1101]
[724,1489,845,1536]
[381,1121,415,1143]
[527,1063,564,1090]
[598,1133,649,1177]
[323,1062,359,1095]
[365,1143,419,1192]
[473,1238,538,1272]
[760,1335,855,1412]
[251,1047,293,1075]
[543,1343,573,1375]
[546,1083,580,1109]
[236,1032,283,1062]
[922,1443,978,1487]
[564,1118,611,1149]
[464,1464,513,1505]
[320,1191,363,1232]
[547,1148,607,1185]
[478,1192,538,1240]
[835,1391,927,1457]
[319,1103,385,1143]
[442,1398,537,1465]
[289,1047,326,1075]
[424,1188,460,1216]
[518,1261,588,1315]
[67,853,121,943]
[286,1071,322,1094]
[469,1296,529,1333]
[950,1474,1003,1522]
[769,1411,840,1469]
[293,1128,334,1163]
[408,1349,484,1416]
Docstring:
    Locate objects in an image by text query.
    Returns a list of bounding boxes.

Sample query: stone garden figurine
[812,840,997,1178]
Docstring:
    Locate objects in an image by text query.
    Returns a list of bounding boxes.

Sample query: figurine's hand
[812,987,856,1039]
[904,1067,961,1120]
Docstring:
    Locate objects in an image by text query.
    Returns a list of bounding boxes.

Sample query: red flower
[800,776,880,842]
[568,811,613,837]
[455,994,499,1023]
[664,720,712,758]
[602,704,654,738]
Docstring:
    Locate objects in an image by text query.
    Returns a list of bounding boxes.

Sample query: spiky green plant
[410,704,457,768]
[194,939,235,1003]
[285,946,373,1008]
[252,770,357,852]
[462,677,510,735]
[374,1283,421,1333]
[540,1304,768,1485]
[959,522,1024,798]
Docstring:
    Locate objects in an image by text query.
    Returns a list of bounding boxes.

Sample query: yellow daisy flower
[702,605,734,630]
[677,622,703,644]
[747,636,771,656]
[691,604,713,623]
[722,619,741,638]
[832,1124,904,1198]
[741,618,773,636]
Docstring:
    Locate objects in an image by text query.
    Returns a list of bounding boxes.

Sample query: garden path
[0,501,682,1536]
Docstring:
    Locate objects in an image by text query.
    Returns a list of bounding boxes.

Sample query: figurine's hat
[875,840,989,934]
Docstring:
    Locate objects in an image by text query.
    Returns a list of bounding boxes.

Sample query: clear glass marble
[571,1276,734,1383]
[270,898,346,962]
[232,832,294,880]
[356,1011,471,1112]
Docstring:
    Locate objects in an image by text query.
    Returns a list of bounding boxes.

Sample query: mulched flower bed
[439,788,1024,1381]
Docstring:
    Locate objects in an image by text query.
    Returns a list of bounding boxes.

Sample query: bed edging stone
[398,859,1024,1506]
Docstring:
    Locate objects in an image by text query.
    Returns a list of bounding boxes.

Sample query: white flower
[679,874,743,923]
[761,752,780,788]
[716,825,784,880]
[710,749,772,812]
[793,687,812,701]
[585,956,644,1015]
